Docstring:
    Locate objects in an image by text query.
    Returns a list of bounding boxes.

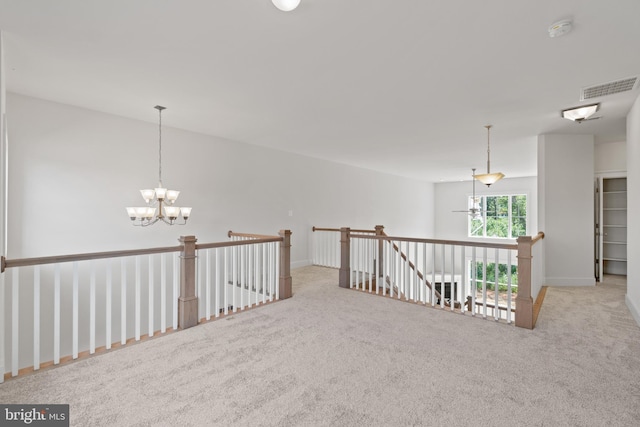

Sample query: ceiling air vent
[580,76,638,100]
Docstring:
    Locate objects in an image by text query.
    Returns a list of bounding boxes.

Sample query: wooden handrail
[1,232,289,273]
[313,226,376,234]
[228,230,281,240]
[356,234,518,251]
[197,236,282,250]
[1,245,183,272]
[531,231,545,244]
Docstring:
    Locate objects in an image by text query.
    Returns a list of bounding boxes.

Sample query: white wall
[538,134,595,286]
[434,176,538,241]
[595,141,626,175]
[626,94,640,326]
[6,93,435,266]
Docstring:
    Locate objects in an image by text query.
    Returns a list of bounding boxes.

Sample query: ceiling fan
[453,168,485,219]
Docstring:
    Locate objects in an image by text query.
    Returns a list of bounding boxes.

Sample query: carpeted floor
[1,267,639,426]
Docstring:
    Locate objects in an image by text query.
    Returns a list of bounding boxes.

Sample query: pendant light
[473,125,504,186]
[126,106,192,226]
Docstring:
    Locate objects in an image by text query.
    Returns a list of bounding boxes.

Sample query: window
[468,194,527,239]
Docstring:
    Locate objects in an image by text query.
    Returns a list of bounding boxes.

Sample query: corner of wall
[626,294,640,327]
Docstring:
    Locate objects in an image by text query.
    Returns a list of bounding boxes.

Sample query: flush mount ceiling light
[561,103,600,123]
[548,20,573,38]
[272,0,301,12]
[126,106,192,226]
[473,125,505,187]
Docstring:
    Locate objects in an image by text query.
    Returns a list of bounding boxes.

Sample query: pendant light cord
[485,125,492,174]
[155,105,166,187]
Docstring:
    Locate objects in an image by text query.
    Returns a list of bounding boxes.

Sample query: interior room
[1,1,640,425]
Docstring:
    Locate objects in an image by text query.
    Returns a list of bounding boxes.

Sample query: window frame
[467,193,528,240]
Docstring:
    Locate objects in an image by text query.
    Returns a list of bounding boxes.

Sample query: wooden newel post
[339,227,351,288]
[279,230,292,299]
[515,236,534,329]
[375,225,384,278]
[178,235,198,329]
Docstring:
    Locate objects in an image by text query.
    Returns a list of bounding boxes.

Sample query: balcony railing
[0,230,292,382]
[313,225,545,329]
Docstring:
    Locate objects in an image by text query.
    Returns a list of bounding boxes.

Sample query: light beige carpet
[1,267,639,426]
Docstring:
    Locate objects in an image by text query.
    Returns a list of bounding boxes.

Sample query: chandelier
[473,125,505,187]
[126,106,192,226]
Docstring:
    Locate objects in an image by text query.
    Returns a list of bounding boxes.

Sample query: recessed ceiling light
[548,20,573,38]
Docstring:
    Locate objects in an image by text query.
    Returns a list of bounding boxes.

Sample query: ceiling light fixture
[561,103,600,123]
[272,0,301,12]
[126,106,192,226]
[548,20,573,38]
[473,125,505,187]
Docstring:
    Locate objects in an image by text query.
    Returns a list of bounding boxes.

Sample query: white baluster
[54,264,61,365]
[106,260,112,350]
[460,247,466,313]
[72,262,79,359]
[507,251,513,324]
[275,241,280,300]
[224,247,229,314]
[148,255,154,337]
[11,269,19,377]
[135,256,141,341]
[161,254,166,333]
[471,247,477,316]
[494,249,500,321]
[451,245,455,312]
[0,272,4,382]
[431,245,436,307]
[90,260,96,354]
[33,266,40,370]
[121,258,127,345]
[262,243,267,304]
[173,253,179,330]
[205,249,211,320]
[215,248,221,318]
[232,245,238,312]
[482,249,488,319]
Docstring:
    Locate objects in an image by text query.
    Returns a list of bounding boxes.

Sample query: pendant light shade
[473,125,504,186]
[272,0,301,12]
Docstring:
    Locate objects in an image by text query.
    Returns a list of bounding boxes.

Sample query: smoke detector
[548,20,573,38]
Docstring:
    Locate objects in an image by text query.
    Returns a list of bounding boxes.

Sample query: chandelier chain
[158,106,163,186]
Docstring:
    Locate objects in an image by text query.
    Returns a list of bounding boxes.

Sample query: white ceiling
[1,0,639,182]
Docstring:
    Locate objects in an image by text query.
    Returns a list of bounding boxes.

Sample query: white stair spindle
[72,262,79,359]
[482,249,488,319]
[471,247,477,316]
[215,248,221,318]
[11,269,19,377]
[106,260,112,350]
[205,249,211,320]
[507,251,513,324]
[460,247,466,313]
[161,254,166,333]
[232,246,237,312]
[173,253,179,330]
[431,245,436,307]
[451,245,455,312]
[148,255,154,337]
[494,249,500,321]
[275,241,280,300]
[33,266,40,370]
[54,264,61,364]
[90,261,96,354]
[121,258,127,345]
[262,243,267,304]
[135,256,141,341]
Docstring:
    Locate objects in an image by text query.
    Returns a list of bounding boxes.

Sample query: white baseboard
[291,259,312,270]
[626,295,640,328]
[544,277,596,286]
